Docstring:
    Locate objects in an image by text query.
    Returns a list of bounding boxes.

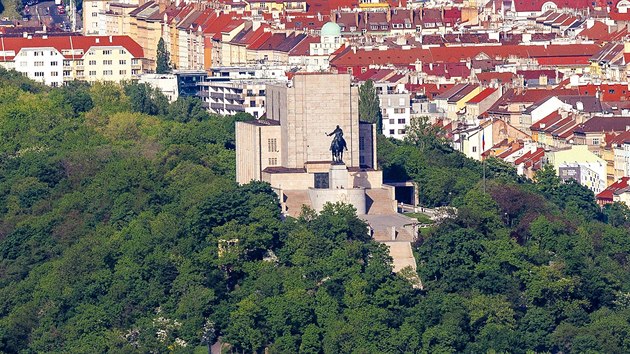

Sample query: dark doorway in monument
[395,186,414,205]
[384,181,418,206]
[314,173,330,189]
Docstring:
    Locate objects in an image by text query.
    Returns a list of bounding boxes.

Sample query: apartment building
[0,35,145,86]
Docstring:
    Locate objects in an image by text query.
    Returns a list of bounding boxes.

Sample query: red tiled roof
[597,177,630,201]
[536,56,591,66]
[530,111,562,131]
[288,35,319,56]
[577,84,630,102]
[578,20,610,40]
[514,0,590,12]
[475,71,516,84]
[330,44,600,68]
[467,88,497,104]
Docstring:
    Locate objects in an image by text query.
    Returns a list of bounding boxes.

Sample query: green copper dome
[321,22,341,37]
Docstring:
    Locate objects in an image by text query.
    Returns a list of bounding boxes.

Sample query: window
[347,68,352,74]
[397,118,406,124]
[33,51,43,56]
[394,108,406,114]
[103,70,112,76]
[389,129,395,135]
[34,72,44,77]
[119,70,126,75]
[593,138,600,145]
[91,12,97,17]
[268,138,277,152]
[389,119,395,124]
[361,67,367,73]
[250,100,256,107]
[63,70,71,77]
[89,70,96,76]
[51,61,59,66]
[51,72,58,76]
[102,50,112,55]
[63,60,71,66]
[472,146,477,152]
[34,61,44,67]
[19,61,27,67]
[268,158,277,166]
[77,60,84,65]
[398,129,405,135]
[399,98,406,106]
[247,89,253,96]
[103,60,112,65]
[119,59,126,65]
[259,90,265,96]
[89,60,96,65]
[119,49,126,55]
[131,59,138,65]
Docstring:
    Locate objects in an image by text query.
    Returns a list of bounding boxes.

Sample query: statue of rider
[326,125,347,163]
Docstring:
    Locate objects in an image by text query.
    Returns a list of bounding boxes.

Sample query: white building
[613,139,630,180]
[549,145,607,194]
[0,35,145,86]
[380,92,411,140]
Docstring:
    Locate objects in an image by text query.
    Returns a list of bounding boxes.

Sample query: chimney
[22,32,27,38]
[109,35,112,43]
[95,38,99,43]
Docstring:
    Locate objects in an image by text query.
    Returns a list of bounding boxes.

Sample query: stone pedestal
[329,163,348,189]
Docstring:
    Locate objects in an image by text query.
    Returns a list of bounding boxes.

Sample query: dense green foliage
[358,79,382,133]
[156,38,172,74]
[379,126,630,353]
[1,70,630,353]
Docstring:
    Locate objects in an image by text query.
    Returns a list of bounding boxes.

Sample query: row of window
[21,59,134,67]
[386,118,407,125]
[388,129,406,135]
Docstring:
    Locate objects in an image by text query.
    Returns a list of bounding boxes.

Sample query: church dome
[321,22,341,37]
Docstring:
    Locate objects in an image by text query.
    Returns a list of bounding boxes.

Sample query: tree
[358,80,381,132]
[156,38,171,74]
[404,116,447,152]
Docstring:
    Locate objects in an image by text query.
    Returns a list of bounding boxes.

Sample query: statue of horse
[331,135,347,164]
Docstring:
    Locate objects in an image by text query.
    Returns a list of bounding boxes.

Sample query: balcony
[210,103,224,110]
[225,104,245,112]
[225,93,243,101]
[210,92,224,99]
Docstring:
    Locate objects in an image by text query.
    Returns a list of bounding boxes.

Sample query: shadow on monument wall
[352,170,372,189]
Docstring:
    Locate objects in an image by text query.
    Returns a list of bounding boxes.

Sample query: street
[24,1,78,31]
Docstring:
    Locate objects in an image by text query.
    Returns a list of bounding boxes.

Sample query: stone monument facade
[236,73,379,190]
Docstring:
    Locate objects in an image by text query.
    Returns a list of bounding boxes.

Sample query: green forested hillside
[1,70,630,353]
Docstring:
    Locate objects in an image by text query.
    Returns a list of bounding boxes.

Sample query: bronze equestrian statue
[327,125,348,164]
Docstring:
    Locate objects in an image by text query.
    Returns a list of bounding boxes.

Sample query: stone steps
[365,188,397,215]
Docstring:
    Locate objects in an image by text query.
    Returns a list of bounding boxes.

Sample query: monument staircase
[365,188,397,215]
[283,190,312,218]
